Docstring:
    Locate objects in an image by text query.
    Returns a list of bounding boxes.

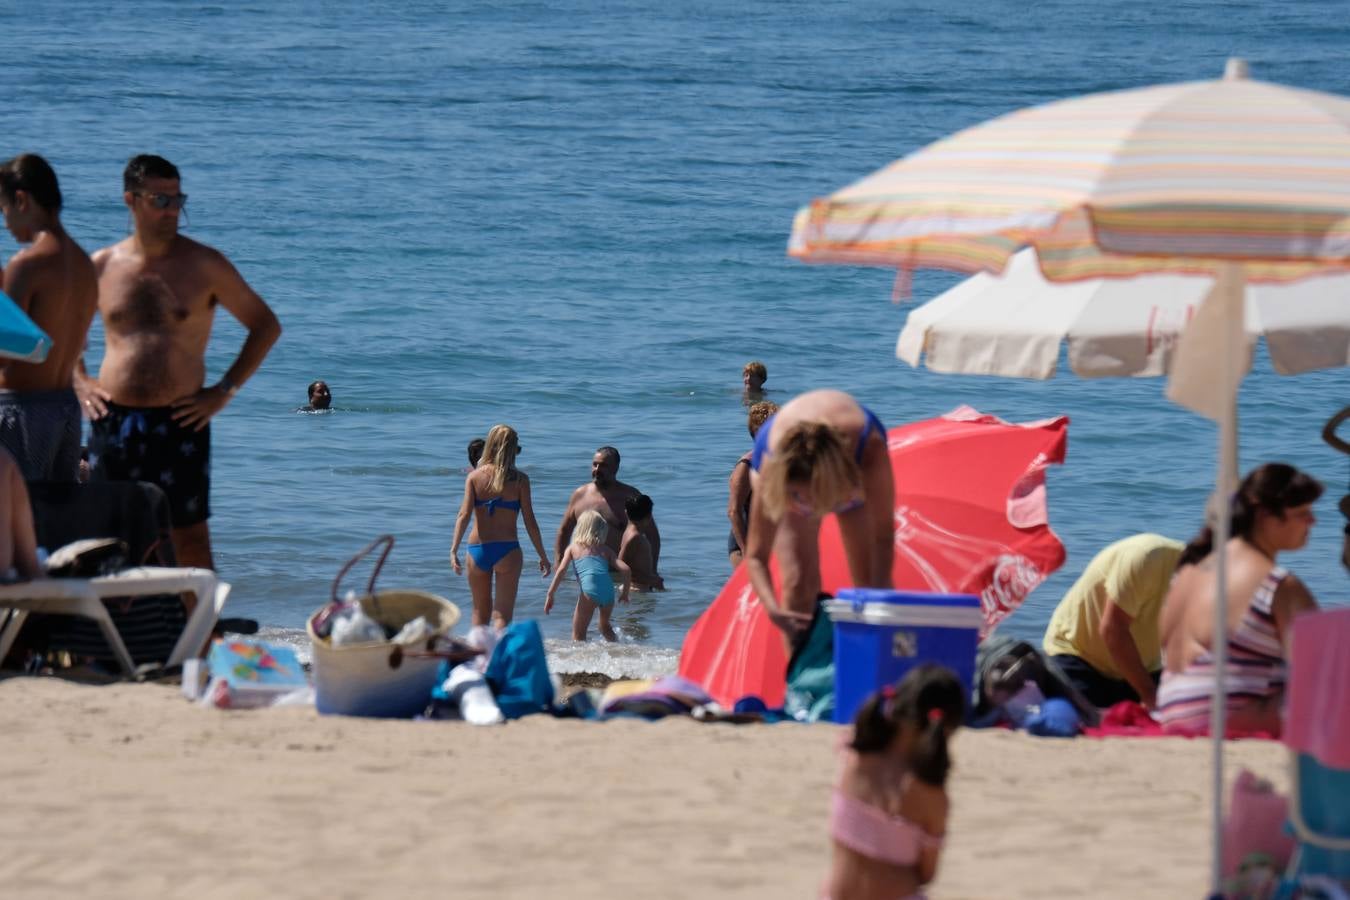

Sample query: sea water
[2,1,1346,678]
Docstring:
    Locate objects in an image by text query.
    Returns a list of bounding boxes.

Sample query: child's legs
[597,604,617,642]
[465,554,495,628]
[491,547,525,630]
[572,593,598,641]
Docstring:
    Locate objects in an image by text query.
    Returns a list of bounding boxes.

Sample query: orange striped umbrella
[789,59,1350,283]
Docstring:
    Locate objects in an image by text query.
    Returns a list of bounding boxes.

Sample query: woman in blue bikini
[745,389,896,647]
[450,424,551,629]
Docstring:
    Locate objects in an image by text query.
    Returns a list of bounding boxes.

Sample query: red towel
[1083,701,1276,740]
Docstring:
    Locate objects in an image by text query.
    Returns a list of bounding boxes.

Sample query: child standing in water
[826,664,964,900]
[545,509,631,641]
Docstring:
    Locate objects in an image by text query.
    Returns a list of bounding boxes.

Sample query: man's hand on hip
[170,384,233,431]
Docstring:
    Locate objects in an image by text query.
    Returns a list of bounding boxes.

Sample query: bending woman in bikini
[745,389,895,646]
[450,424,551,629]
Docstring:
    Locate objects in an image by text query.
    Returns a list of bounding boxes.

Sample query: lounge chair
[0,481,230,676]
[1278,607,1350,895]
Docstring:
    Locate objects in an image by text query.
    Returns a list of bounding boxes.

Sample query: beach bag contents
[307,535,461,718]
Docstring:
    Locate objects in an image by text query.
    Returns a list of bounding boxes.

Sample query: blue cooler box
[827,589,983,725]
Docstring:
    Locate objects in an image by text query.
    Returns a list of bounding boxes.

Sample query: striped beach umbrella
[788,59,1350,898]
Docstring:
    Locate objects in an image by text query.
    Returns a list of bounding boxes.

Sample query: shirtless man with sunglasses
[75,154,281,569]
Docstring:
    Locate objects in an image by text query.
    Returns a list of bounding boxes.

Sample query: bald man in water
[76,154,281,570]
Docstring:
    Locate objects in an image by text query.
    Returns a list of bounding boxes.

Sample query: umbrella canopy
[0,290,50,363]
[897,247,1350,379]
[786,58,1350,895]
[789,58,1350,284]
[679,408,1067,708]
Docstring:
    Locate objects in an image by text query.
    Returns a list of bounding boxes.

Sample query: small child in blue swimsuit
[545,509,631,641]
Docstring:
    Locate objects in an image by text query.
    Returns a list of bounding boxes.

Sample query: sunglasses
[134,191,188,210]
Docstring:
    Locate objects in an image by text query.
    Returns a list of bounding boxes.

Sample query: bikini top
[749,405,885,472]
[475,496,521,516]
[829,788,943,868]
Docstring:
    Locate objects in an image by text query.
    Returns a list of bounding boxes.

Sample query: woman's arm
[744,489,812,636]
[727,460,751,552]
[1271,572,1319,654]
[861,442,895,588]
[517,474,552,576]
[449,475,476,576]
[544,546,573,614]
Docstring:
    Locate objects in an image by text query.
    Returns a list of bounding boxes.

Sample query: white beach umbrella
[897,246,1350,379]
[789,58,1350,895]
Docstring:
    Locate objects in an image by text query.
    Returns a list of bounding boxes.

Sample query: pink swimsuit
[830,789,943,867]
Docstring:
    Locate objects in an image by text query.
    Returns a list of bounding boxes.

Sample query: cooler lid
[835,588,980,608]
[825,596,985,629]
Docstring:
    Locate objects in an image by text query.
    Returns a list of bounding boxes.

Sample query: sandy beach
[0,677,1287,899]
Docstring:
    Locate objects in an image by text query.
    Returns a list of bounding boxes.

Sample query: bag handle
[330,534,395,607]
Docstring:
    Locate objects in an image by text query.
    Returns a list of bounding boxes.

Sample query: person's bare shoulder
[92,237,135,275]
[1274,570,1317,613]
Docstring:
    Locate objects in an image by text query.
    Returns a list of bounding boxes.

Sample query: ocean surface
[3,1,1346,677]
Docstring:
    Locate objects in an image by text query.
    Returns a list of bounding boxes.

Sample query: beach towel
[600,675,712,719]
[1083,701,1277,740]
[1284,608,1350,770]
[783,600,834,723]
[484,620,554,719]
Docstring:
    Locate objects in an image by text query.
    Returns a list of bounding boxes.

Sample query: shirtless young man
[555,446,661,567]
[0,154,99,482]
[76,155,281,570]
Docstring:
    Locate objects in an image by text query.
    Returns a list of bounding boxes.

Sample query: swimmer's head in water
[758,422,859,520]
[742,361,767,392]
[747,400,778,438]
[592,446,620,486]
[482,424,521,493]
[625,493,654,524]
[467,438,486,468]
[572,509,609,549]
[307,380,332,410]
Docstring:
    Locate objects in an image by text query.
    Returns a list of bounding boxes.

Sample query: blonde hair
[747,401,778,438]
[757,422,860,520]
[571,509,609,549]
[481,424,519,494]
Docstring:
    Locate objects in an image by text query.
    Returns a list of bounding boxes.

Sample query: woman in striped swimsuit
[1156,464,1323,737]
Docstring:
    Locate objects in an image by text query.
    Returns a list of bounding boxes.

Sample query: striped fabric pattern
[789,70,1350,283]
[1155,566,1288,735]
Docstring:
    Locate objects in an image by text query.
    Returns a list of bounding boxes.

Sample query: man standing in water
[556,446,661,569]
[0,154,99,482]
[77,155,282,569]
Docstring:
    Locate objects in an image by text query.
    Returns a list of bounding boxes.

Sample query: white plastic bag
[390,615,432,645]
[330,605,387,646]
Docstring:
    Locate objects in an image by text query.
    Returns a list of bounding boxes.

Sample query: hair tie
[927,708,943,724]
[881,685,896,699]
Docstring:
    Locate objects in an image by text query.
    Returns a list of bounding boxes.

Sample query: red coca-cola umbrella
[679,406,1068,708]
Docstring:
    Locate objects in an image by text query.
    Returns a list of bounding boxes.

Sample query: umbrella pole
[1207,263,1244,899]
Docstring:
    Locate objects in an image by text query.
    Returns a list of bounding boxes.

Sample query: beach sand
[0,677,1285,899]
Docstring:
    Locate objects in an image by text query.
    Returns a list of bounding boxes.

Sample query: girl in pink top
[826,664,964,900]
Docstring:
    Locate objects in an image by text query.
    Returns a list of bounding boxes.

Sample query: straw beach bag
[307,536,461,718]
